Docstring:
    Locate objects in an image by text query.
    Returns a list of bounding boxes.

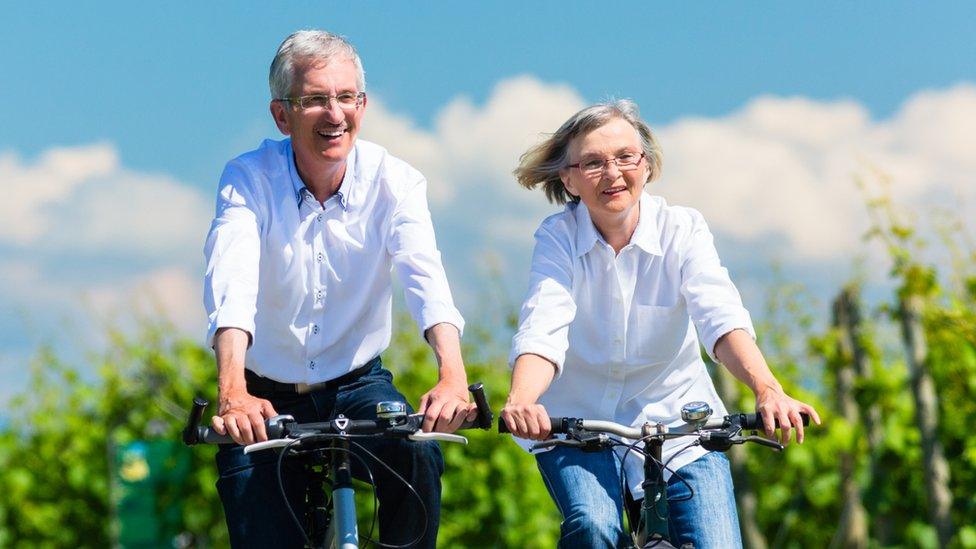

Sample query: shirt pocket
[634,303,689,365]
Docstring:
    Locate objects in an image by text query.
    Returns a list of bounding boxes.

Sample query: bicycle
[500,402,809,548]
[183,383,495,549]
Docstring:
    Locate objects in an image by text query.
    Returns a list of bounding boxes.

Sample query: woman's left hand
[754,388,821,446]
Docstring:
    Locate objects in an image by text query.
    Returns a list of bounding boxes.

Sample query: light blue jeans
[536,448,742,548]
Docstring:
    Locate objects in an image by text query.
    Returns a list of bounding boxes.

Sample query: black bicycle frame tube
[641,438,670,542]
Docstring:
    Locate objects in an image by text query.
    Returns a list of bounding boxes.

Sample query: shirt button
[308,361,316,370]
[317,252,324,263]
[312,325,319,334]
[316,214,323,222]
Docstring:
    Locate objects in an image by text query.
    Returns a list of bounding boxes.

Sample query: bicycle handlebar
[497,410,809,437]
[183,382,496,446]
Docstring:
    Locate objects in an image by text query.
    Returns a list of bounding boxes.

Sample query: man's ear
[270,100,291,135]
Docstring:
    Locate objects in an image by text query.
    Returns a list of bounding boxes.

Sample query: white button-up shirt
[204,138,464,384]
[510,193,755,495]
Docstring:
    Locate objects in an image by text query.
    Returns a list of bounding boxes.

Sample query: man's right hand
[211,389,278,445]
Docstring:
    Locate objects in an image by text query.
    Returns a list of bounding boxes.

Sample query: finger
[776,409,792,446]
[423,399,443,433]
[523,410,541,439]
[445,401,469,433]
[802,404,822,426]
[225,415,243,445]
[261,399,278,418]
[539,410,552,439]
[465,402,479,424]
[211,415,226,435]
[435,400,461,433]
[418,393,432,416]
[237,414,255,445]
[789,409,805,444]
[512,412,530,438]
[760,407,776,439]
[249,412,268,442]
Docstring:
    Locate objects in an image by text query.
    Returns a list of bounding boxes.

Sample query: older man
[203,30,473,548]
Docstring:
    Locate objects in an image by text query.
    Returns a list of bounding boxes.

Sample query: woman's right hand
[500,401,552,440]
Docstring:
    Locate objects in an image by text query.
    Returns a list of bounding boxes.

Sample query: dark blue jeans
[215,357,444,548]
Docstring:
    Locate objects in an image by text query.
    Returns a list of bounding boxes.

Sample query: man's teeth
[318,129,345,137]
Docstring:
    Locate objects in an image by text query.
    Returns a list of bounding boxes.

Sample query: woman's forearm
[713,328,783,397]
[506,353,558,405]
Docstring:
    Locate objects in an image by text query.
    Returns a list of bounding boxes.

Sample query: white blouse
[510,192,755,495]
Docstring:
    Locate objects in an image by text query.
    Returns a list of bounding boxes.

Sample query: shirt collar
[573,192,663,257]
[287,139,355,211]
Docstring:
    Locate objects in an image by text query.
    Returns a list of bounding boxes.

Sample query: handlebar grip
[468,382,494,430]
[498,416,572,434]
[199,427,235,445]
[182,397,209,445]
[739,411,810,430]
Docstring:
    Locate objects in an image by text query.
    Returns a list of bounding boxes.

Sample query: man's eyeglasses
[567,152,645,178]
[277,92,365,111]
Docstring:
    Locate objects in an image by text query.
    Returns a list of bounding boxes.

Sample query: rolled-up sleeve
[509,225,577,377]
[678,209,755,361]
[388,174,465,338]
[203,161,263,348]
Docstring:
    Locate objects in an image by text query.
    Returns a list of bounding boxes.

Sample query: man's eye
[336,93,358,105]
[303,95,330,108]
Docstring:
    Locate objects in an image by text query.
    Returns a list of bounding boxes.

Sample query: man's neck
[294,153,346,204]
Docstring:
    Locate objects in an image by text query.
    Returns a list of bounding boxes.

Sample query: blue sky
[2,3,975,402]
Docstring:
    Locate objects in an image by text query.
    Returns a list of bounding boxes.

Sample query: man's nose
[321,100,345,123]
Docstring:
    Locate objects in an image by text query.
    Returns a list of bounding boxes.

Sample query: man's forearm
[214,327,251,397]
[424,322,467,382]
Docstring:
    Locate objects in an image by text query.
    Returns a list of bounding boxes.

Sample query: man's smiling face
[270,57,366,175]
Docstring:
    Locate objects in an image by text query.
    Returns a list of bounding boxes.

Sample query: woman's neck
[591,203,640,255]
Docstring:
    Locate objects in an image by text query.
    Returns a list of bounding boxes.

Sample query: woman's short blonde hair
[514,99,663,204]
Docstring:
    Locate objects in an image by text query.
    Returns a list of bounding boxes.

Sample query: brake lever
[738,435,784,451]
[530,439,583,451]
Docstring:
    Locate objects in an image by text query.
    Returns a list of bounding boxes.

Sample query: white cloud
[2,78,974,375]
[0,144,212,259]
[361,78,975,267]
[656,84,976,260]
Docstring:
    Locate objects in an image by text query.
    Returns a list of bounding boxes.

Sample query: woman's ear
[559,169,579,197]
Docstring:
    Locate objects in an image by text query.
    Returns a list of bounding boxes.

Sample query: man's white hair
[269,30,366,99]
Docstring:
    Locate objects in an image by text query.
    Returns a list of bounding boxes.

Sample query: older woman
[500,100,820,548]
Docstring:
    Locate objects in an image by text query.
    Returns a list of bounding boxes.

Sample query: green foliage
[2,175,975,547]
[0,323,226,547]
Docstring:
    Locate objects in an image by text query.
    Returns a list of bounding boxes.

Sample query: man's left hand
[418,378,478,433]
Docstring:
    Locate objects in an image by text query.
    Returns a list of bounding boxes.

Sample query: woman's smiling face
[559,117,649,226]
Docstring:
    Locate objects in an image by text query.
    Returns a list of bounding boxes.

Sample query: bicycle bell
[680,401,713,424]
[376,401,408,420]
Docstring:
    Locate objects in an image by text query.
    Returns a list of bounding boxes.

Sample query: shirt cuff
[417,303,465,339]
[700,311,756,362]
[206,305,256,349]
